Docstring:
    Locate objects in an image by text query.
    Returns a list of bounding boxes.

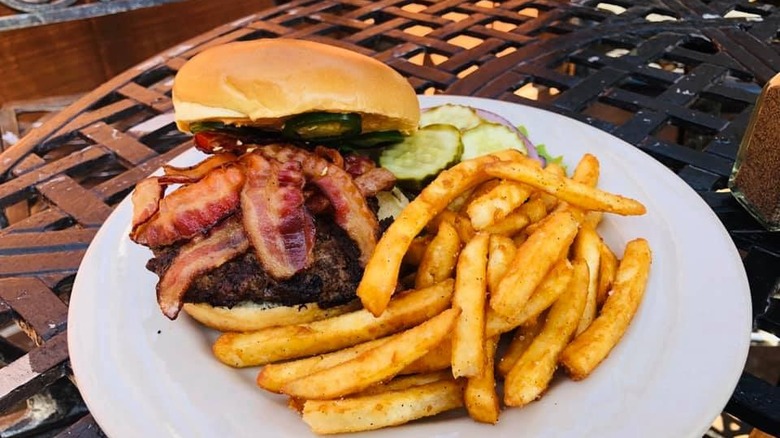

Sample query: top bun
[173,39,420,134]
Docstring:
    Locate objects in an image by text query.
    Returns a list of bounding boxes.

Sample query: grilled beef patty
[146,217,363,309]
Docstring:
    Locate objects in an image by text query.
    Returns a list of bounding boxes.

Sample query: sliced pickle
[460,122,528,161]
[420,104,483,131]
[379,124,462,190]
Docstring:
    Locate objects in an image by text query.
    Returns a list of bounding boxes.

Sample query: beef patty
[146,217,363,309]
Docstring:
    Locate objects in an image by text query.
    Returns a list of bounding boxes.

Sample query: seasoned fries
[415,220,461,289]
[485,257,574,337]
[597,239,619,306]
[451,233,490,378]
[357,150,524,316]
[561,239,652,380]
[573,226,601,335]
[281,308,459,399]
[489,210,579,319]
[207,141,654,434]
[485,160,646,216]
[504,259,589,406]
[464,336,500,423]
[301,380,464,434]
[214,280,454,367]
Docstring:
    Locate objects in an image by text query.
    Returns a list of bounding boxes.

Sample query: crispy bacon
[306,167,397,215]
[194,132,250,154]
[160,153,238,184]
[241,153,315,279]
[157,216,249,319]
[314,146,344,168]
[131,177,164,232]
[344,154,375,177]
[132,165,245,247]
[260,145,379,265]
[354,167,396,196]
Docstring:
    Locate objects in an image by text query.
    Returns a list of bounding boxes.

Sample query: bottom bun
[182,300,361,332]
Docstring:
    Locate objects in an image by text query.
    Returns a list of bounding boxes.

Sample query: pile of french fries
[211,149,653,435]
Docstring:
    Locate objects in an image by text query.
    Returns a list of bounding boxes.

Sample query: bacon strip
[306,167,396,215]
[131,177,164,232]
[354,167,396,196]
[160,153,237,184]
[157,217,249,319]
[260,145,379,265]
[194,132,250,154]
[241,153,315,279]
[344,154,375,177]
[132,165,245,247]
[314,146,344,169]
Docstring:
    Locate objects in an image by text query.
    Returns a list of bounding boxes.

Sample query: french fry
[483,197,548,236]
[458,179,501,212]
[214,280,454,367]
[498,320,544,377]
[464,335,500,424]
[427,210,475,243]
[415,221,461,289]
[570,153,600,187]
[452,233,490,378]
[504,259,589,407]
[490,210,579,319]
[467,180,533,230]
[486,258,574,337]
[281,308,459,399]
[529,162,567,211]
[357,371,452,396]
[357,150,524,317]
[257,337,390,393]
[452,233,490,377]
[582,211,603,229]
[573,226,601,335]
[487,234,516,295]
[403,235,433,266]
[485,160,646,216]
[301,380,464,435]
[512,231,528,247]
[400,337,452,375]
[560,239,652,380]
[597,239,619,307]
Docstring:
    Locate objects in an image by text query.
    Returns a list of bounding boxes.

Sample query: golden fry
[490,210,579,319]
[486,258,573,337]
[467,181,533,230]
[400,337,452,375]
[573,226,601,335]
[529,163,567,212]
[452,233,490,378]
[464,336,500,424]
[571,153,600,186]
[497,318,544,377]
[357,371,452,396]
[560,239,652,380]
[257,337,389,393]
[487,234,516,295]
[301,380,463,435]
[214,280,454,367]
[597,239,619,307]
[504,259,589,406]
[485,160,646,216]
[281,308,459,399]
[403,235,433,267]
[416,221,461,289]
[357,150,524,317]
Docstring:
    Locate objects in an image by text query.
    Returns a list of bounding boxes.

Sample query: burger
[130,39,420,331]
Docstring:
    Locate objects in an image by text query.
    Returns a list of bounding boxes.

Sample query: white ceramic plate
[69,95,751,438]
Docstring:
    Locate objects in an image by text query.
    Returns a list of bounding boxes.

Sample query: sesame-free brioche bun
[172,39,420,134]
[182,300,361,332]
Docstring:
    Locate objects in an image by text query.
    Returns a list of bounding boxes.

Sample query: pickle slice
[420,104,483,131]
[379,124,463,190]
[460,122,528,161]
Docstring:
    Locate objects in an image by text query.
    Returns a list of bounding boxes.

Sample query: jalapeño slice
[282,112,362,140]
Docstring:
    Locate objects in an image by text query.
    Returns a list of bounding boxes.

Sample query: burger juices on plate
[130,39,420,331]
